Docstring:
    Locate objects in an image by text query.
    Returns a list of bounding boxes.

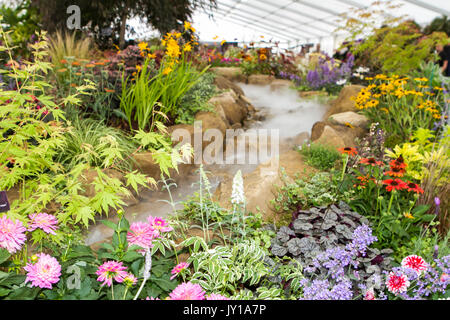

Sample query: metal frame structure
[210,0,449,45]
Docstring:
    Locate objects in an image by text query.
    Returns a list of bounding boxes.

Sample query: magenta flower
[127,222,157,252]
[169,282,205,300]
[147,216,173,235]
[96,261,128,287]
[24,253,61,289]
[386,271,410,294]
[206,293,230,300]
[0,215,27,254]
[401,255,428,276]
[170,262,189,280]
[28,213,58,235]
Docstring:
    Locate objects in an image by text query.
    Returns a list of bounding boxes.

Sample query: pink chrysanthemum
[170,262,189,280]
[28,213,58,235]
[127,222,157,251]
[169,281,205,300]
[123,273,137,286]
[147,216,173,235]
[206,293,230,300]
[96,260,128,287]
[401,255,428,275]
[0,215,27,254]
[24,253,61,289]
[386,272,410,294]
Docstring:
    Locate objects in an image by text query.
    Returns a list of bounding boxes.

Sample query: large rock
[208,91,246,125]
[213,150,316,222]
[247,74,274,85]
[210,67,245,82]
[313,125,346,149]
[311,122,365,148]
[324,85,365,119]
[328,111,369,128]
[214,75,244,96]
[270,79,293,91]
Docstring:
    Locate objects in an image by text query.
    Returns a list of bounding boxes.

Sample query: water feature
[84,83,329,245]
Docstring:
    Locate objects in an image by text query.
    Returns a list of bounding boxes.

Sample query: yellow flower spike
[221,39,226,45]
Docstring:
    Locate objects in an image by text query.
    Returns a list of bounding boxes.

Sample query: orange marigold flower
[338,147,357,156]
[60,59,68,64]
[71,61,81,66]
[57,68,67,73]
[85,64,95,68]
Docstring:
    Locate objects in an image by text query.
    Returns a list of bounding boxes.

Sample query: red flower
[338,147,357,156]
[405,182,424,194]
[386,272,410,294]
[385,166,406,177]
[382,179,407,192]
[390,155,407,170]
[401,255,428,275]
[360,157,383,166]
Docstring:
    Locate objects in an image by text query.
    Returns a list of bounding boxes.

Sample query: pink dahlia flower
[24,253,61,289]
[386,272,410,294]
[169,282,205,300]
[147,216,173,235]
[127,222,157,252]
[401,255,428,276]
[170,262,189,280]
[206,293,230,300]
[0,215,27,254]
[96,260,128,287]
[28,213,58,235]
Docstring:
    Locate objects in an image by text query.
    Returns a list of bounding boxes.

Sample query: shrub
[299,142,341,171]
[56,118,138,171]
[48,30,95,70]
[175,72,216,124]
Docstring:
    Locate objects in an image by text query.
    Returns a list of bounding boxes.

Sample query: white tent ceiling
[192,0,450,52]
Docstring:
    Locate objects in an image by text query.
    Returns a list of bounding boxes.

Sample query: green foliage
[175,72,216,124]
[272,170,351,214]
[298,142,341,171]
[56,118,137,171]
[0,26,181,230]
[0,0,39,57]
[119,58,164,130]
[187,240,269,295]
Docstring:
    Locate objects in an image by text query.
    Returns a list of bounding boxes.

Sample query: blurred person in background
[436,43,450,77]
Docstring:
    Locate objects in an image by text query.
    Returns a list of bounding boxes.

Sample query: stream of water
[84,83,329,245]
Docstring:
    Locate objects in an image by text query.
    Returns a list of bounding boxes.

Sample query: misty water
[84,83,329,245]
